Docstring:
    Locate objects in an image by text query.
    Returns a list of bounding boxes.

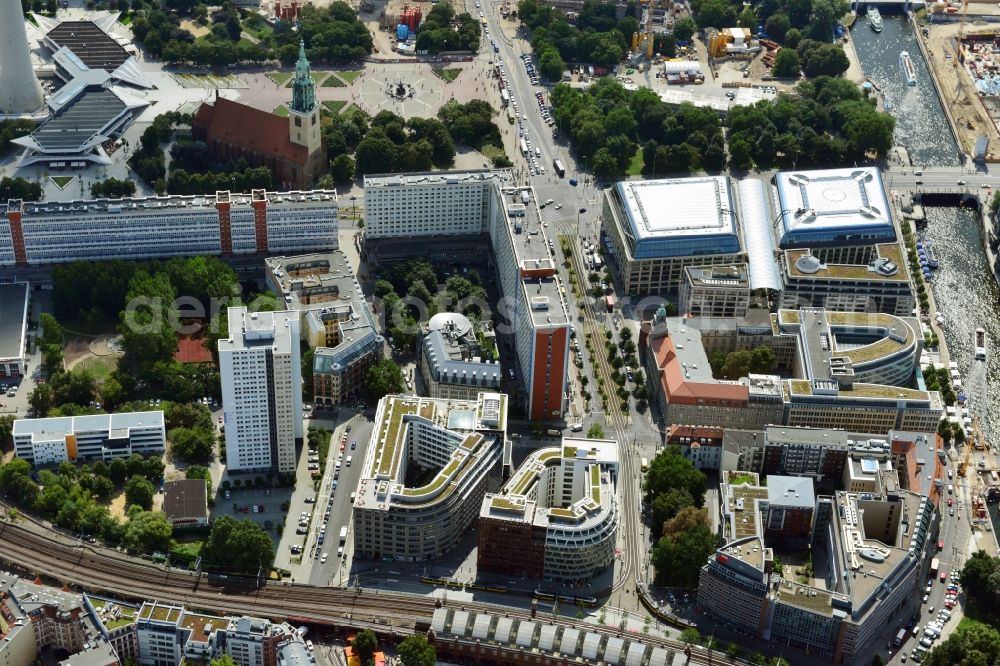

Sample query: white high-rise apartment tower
[219,307,303,474]
[0,1,44,113]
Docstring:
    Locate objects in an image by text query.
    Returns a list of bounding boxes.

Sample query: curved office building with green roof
[352,392,507,562]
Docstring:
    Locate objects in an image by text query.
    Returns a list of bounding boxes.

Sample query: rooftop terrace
[784,244,908,282]
[774,580,834,616]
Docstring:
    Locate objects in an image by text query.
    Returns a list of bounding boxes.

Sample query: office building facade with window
[601,177,745,294]
[13,411,165,468]
[219,308,302,474]
[363,171,570,420]
[478,438,619,582]
[353,393,507,562]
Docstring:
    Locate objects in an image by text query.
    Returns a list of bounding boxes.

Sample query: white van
[346,455,352,467]
[350,492,356,503]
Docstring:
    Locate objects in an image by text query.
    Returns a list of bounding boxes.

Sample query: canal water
[852,15,1000,537]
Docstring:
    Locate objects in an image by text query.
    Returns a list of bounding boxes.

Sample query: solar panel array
[48,21,130,69]
[32,89,126,152]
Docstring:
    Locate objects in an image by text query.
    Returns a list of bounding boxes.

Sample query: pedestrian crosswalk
[539,207,572,226]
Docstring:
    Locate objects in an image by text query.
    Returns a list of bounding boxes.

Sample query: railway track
[564,238,642,595]
[0,517,729,664]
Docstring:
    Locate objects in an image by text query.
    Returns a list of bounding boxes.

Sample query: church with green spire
[287,39,323,160]
[191,38,327,189]
[291,39,316,114]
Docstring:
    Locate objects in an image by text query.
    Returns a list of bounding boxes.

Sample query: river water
[852,16,1000,531]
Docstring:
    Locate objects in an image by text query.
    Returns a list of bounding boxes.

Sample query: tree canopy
[551,78,726,178]
[416,4,481,52]
[364,359,405,404]
[132,1,372,67]
[518,0,634,68]
[959,551,1000,616]
[202,515,275,573]
[772,48,800,78]
[398,635,436,666]
[726,76,894,170]
[651,518,716,587]
[691,0,848,43]
[352,630,378,663]
[927,619,1000,666]
[169,427,216,464]
[643,446,707,510]
[124,475,156,511]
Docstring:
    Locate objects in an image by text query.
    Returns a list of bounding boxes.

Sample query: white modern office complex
[642,306,940,435]
[13,411,165,468]
[698,474,936,663]
[478,438,619,582]
[353,392,507,562]
[218,308,303,475]
[419,313,502,401]
[363,171,570,421]
[264,252,383,406]
[602,176,745,294]
[599,169,899,297]
[778,308,921,388]
[0,189,338,266]
[774,168,896,263]
[130,600,308,666]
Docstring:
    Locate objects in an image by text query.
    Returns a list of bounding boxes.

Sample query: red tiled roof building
[192,41,326,189]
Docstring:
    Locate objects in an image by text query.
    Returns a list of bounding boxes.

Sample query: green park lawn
[627,149,644,176]
[434,68,462,83]
[322,101,347,115]
[338,70,363,84]
[267,71,293,86]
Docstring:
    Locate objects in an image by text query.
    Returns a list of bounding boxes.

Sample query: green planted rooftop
[376,400,418,477]
[401,457,461,497]
[538,448,561,463]
[775,581,833,615]
[490,497,526,512]
[139,603,181,623]
[590,465,601,504]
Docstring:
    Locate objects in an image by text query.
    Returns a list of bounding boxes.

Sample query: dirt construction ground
[924,21,1000,159]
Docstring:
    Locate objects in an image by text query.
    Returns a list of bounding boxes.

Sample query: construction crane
[958,0,970,40]
[958,416,981,477]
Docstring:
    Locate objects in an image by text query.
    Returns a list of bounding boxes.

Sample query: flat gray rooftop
[31,89,126,153]
[664,318,716,383]
[47,21,130,70]
[0,283,28,361]
[616,176,736,241]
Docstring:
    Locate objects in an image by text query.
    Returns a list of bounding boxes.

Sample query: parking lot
[211,484,290,546]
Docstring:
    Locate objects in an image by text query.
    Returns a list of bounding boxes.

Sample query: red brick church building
[192,41,326,189]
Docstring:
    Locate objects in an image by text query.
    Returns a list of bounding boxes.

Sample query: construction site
[956,417,1000,544]
[923,16,1000,161]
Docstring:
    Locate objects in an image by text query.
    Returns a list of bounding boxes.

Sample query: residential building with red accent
[1,190,337,266]
[363,171,570,420]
